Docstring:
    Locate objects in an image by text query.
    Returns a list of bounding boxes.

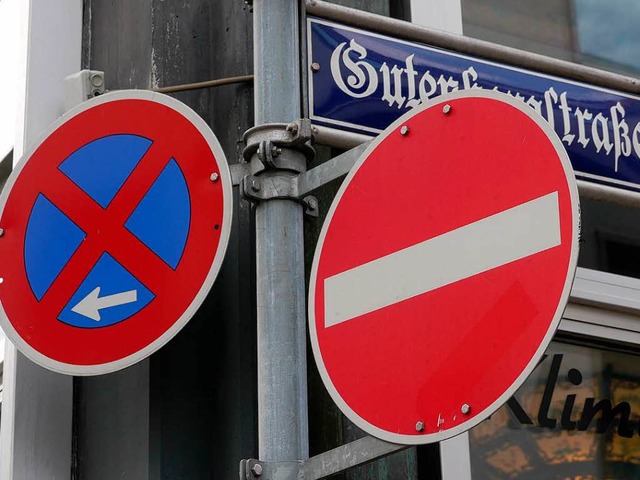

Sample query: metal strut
[239,435,408,480]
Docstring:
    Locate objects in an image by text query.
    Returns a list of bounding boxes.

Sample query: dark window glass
[461,0,640,77]
[469,342,640,479]
[573,0,640,76]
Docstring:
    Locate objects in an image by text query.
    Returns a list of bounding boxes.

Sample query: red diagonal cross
[38,141,176,317]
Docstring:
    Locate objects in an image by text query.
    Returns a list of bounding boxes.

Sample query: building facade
[1,0,639,479]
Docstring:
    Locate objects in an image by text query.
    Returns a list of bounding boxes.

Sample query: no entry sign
[309,90,580,444]
[0,91,232,375]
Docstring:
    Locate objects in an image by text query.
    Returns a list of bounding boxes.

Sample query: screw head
[400,125,410,136]
[210,172,219,182]
[0,228,4,237]
[461,404,471,415]
[443,104,452,114]
[415,421,424,432]
[286,122,299,134]
[251,463,263,476]
[250,179,261,192]
[311,62,321,72]
[90,74,104,87]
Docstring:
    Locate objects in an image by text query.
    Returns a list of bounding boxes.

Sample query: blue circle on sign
[24,134,192,328]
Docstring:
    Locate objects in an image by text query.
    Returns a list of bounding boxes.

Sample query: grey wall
[77,1,256,478]
[77,1,430,479]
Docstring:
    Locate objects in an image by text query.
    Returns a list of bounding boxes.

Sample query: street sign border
[306,15,640,194]
[0,90,233,376]
[308,89,580,445]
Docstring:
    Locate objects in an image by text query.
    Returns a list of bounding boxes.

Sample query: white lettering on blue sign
[328,39,640,171]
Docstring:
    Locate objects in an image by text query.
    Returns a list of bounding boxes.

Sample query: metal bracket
[233,136,370,217]
[239,435,408,480]
[295,141,369,195]
[236,119,318,214]
[243,119,314,174]
[64,70,106,111]
[239,174,319,217]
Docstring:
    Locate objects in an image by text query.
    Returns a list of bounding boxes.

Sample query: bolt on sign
[308,17,640,193]
[308,90,580,444]
[0,91,232,375]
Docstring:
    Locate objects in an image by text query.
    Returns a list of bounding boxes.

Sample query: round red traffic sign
[309,90,579,444]
[0,91,232,375]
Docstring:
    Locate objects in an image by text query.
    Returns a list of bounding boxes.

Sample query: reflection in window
[469,343,640,479]
[462,0,575,61]
[573,0,640,75]
[462,0,640,76]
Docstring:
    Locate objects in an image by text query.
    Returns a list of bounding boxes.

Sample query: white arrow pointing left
[71,287,138,321]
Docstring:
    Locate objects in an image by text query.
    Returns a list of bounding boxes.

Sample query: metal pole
[253,0,309,463]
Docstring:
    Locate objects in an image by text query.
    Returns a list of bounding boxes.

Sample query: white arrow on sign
[71,287,138,321]
[324,192,561,327]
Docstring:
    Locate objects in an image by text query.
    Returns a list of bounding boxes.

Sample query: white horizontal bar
[324,192,561,327]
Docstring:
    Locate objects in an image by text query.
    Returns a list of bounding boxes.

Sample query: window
[573,0,640,76]
[462,0,640,77]
[469,341,640,479]
[441,267,640,479]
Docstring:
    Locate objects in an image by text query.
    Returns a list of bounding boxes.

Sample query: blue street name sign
[308,17,640,192]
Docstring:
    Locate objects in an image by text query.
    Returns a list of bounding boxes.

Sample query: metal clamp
[239,173,319,217]
[243,119,314,174]
[232,138,371,217]
[236,119,317,214]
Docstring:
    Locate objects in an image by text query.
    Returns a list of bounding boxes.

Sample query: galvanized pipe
[253,0,309,463]
[312,125,371,150]
[576,180,640,209]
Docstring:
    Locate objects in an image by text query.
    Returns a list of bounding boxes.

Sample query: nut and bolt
[400,125,410,136]
[272,146,282,157]
[286,122,299,135]
[461,404,471,415]
[443,104,452,114]
[415,421,425,432]
[210,172,219,182]
[250,179,261,192]
[251,463,263,476]
[311,62,321,72]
